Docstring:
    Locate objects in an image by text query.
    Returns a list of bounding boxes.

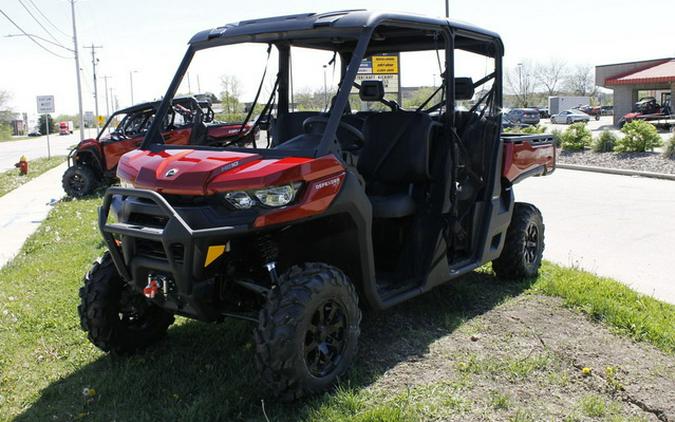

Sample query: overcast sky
[1,0,673,117]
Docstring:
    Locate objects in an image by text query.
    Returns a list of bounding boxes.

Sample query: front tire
[62,165,99,198]
[78,252,174,354]
[493,203,545,280]
[254,263,361,400]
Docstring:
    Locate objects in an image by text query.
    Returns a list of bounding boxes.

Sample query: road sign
[96,115,105,126]
[36,95,55,114]
[371,55,399,74]
[351,53,401,98]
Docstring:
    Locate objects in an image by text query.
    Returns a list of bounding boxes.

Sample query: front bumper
[99,187,255,320]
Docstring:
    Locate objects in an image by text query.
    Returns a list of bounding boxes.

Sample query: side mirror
[455,77,474,100]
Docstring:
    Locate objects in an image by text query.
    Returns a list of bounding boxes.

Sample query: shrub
[550,129,562,148]
[591,130,617,152]
[521,125,546,134]
[663,134,675,160]
[0,123,11,140]
[560,123,592,151]
[616,120,663,152]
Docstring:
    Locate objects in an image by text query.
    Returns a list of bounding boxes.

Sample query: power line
[17,0,61,45]
[0,8,70,58]
[5,33,73,52]
[26,0,71,38]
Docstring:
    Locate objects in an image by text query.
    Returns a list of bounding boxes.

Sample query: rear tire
[493,203,545,280]
[254,263,361,400]
[62,165,98,198]
[78,252,174,354]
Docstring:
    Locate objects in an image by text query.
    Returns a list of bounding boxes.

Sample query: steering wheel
[302,115,365,150]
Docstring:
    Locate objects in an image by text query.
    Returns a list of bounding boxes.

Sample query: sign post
[36,96,55,159]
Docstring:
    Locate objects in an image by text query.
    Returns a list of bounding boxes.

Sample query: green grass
[0,156,65,197]
[0,198,673,421]
[531,263,675,353]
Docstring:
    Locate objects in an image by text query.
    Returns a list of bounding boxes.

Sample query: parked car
[27,130,41,137]
[502,116,526,129]
[550,109,591,124]
[576,105,601,120]
[505,108,540,125]
[536,107,550,118]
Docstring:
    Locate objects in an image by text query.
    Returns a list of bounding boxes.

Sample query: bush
[0,123,11,140]
[591,130,617,152]
[616,120,663,152]
[663,134,675,160]
[503,125,546,135]
[560,123,592,151]
[550,129,562,148]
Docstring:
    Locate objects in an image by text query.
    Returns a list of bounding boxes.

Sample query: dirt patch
[359,294,674,421]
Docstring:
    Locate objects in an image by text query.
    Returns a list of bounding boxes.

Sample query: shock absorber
[257,234,279,284]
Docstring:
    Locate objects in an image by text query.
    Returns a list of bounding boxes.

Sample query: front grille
[135,239,185,264]
[128,213,169,229]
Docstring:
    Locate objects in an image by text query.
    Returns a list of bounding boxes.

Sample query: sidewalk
[0,162,68,268]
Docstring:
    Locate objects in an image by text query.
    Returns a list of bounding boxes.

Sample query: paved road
[517,169,675,304]
[0,129,97,171]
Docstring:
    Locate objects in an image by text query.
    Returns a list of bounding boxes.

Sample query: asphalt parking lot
[518,168,675,304]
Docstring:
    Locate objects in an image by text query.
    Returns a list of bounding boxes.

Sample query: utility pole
[102,75,111,117]
[187,72,192,94]
[322,65,328,111]
[196,74,201,94]
[70,0,85,140]
[129,70,139,105]
[445,0,449,17]
[84,43,103,128]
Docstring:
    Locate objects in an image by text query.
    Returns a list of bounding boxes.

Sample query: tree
[0,90,13,123]
[565,64,596,97]
[220,75,242,115]
[534,60,567,96]
[38,114,57,134]
[506,62,536,107]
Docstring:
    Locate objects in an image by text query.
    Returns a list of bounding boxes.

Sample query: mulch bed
[558,149,675,175]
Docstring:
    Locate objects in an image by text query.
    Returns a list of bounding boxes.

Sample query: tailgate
[502,133,556,184]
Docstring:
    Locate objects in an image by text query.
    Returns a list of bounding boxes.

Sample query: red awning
[606,59,675,86]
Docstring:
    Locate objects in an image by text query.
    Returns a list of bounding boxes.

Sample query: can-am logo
[314,176,341,190]
[165,168,178,177]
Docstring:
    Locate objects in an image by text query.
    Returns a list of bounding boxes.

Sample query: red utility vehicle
[79,11,555,399]
[62,97,258,197]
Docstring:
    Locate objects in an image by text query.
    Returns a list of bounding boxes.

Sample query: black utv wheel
[493,202,545,280]
[254,263,361,400]
[78,252,174,354]
[62,165,98,198]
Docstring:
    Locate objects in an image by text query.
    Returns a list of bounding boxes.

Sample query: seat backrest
[271,111,321,146]
[358,111,436,184]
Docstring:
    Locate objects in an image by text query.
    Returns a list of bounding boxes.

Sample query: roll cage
[140,10,504,157]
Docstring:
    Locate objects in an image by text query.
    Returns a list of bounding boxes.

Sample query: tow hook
[144,274,169,299]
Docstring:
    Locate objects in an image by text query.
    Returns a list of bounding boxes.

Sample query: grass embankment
[0,156,65,197]
[0,198,672,421]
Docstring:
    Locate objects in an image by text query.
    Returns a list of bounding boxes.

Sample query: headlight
[224,183,302,209]
[224,191,255,209]
[253,183,301,207]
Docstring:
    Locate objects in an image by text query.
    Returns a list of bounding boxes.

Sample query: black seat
[358,110,437,218]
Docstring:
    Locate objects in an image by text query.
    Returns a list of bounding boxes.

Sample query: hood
[117,148,344,196]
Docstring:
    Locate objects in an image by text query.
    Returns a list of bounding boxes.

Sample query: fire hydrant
[14,155,28,175]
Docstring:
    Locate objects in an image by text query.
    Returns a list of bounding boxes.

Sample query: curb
[557,163,675,181]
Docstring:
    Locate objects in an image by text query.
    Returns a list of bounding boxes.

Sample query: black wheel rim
[304,300,347,378]
[69,173,86,193]
[523,222,539,265]
[117,288,153,331]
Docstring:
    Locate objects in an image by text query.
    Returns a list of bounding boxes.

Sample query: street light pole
[445,0,449,17]
[129,70,138,105]
[517,62,523,106]
[102,75,111,117]
[70,0,85,140]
